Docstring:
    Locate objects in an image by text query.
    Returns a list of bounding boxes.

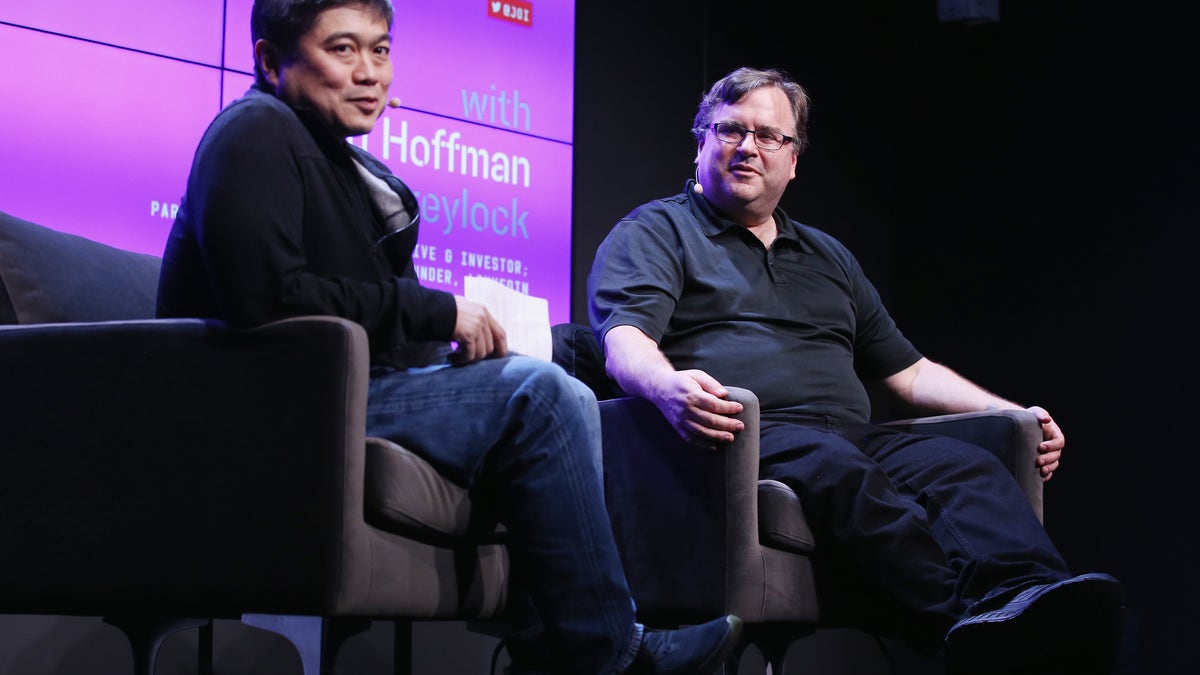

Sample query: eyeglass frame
[698,121,796,151]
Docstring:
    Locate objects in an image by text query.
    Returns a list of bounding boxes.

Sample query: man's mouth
[349,97,379,113]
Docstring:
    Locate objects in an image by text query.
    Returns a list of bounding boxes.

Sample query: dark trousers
[758,415,1071,649]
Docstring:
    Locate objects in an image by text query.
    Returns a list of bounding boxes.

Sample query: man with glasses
[588,66,1124,673]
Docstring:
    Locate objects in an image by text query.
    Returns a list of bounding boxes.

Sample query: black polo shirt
[588,181,921,422]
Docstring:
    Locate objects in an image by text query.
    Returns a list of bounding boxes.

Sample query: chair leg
[103,615,210,675]
[746,624,809,675]
[394,620,413,675]
[241,614,370,675]
[198,620,213,675]
[758,636,791,675]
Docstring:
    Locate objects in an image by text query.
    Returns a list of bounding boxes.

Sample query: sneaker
[944,573,1124,674]
[627,615,743,675]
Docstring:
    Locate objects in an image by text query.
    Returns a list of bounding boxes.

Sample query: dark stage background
[1,1,1192,673]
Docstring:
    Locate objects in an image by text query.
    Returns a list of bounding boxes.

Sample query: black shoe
[627,615,743,675]
[944,573,1124,674]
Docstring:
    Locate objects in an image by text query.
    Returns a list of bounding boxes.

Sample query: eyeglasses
[703,121,795,151]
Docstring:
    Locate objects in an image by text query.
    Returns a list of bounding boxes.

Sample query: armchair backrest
[0,210,160,325]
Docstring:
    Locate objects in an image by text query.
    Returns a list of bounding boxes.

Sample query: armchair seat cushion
[364,437,505,544]
[757,479,816,554]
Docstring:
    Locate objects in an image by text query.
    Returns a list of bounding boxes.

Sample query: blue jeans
[758,415,1071,652]
[366,355,640,674]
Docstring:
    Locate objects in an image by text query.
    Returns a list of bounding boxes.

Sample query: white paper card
[463,275,553,362]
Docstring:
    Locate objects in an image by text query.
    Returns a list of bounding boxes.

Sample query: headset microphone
[387,97,402,108]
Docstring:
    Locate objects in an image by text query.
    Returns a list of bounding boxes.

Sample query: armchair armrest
[0,315,372,616]
[599,387,763,624]
[883,409,1044,522]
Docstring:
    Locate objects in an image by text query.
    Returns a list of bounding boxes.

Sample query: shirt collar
[684,179,814,253]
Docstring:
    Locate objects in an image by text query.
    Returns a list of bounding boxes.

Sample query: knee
[503,357,603,464]
[504,357,600,419]
[958,442,1012,480]
[915,439,1011,485]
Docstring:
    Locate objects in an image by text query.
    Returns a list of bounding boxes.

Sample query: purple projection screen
[0,0,575,322]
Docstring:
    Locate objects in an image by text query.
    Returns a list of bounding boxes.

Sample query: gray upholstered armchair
[0,210,511,675]
[551,323,1044,675]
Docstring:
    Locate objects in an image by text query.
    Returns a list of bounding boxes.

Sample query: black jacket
[157,87,456,367]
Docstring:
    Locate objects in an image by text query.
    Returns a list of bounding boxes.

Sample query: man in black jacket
[157,1,740,673]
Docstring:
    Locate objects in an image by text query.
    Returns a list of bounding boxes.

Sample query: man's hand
[653,369,745,449]
[1027,405,1064,482]
[602,324,743,448]
[451,296,507,364]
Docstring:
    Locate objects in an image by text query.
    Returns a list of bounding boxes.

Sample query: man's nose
[736,132,759,155]
[354,55,381,83]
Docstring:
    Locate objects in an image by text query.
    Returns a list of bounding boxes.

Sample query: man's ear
[254,39,282,90]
